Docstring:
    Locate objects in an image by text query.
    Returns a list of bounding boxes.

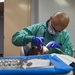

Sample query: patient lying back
[28,46,49,55]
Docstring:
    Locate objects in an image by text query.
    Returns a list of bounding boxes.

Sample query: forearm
[12,32,33,46]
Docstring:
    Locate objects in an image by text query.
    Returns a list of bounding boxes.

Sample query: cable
[55,48,65,54]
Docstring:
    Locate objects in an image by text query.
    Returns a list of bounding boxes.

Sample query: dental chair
[20,46,30,56]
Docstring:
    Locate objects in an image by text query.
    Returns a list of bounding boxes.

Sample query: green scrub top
[12,22,73,56]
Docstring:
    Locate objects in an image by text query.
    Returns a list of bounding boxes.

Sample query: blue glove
[46,41,61,48]
[32,37,44,50]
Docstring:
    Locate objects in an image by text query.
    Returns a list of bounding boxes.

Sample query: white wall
[31,0,38,24]
[37,0,75,49]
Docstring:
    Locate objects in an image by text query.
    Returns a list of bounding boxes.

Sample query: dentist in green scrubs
[12,12,73,56]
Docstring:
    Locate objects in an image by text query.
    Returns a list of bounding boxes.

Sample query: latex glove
[46,41,61,48]
[32,37,44,50]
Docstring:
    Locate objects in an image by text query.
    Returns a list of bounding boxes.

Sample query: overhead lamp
[0,0,4,2]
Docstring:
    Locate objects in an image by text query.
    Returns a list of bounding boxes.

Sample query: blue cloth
[0,54,73,75]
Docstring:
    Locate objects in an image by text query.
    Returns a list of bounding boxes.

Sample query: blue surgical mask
[48,25,59,35]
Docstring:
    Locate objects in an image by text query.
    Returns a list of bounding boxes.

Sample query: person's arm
[60,31,73,56]
[12,24,39,46]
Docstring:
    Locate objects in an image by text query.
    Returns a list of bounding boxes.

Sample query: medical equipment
[0,59,21,69]
[55,48,65,54]
[0,54,73,75]
[0,57,52,69]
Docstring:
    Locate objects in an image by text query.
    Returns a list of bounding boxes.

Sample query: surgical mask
[48,25,58,35]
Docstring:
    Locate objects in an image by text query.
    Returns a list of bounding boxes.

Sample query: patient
[28,46,49,55]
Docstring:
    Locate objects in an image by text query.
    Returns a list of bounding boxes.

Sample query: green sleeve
[12,24,40,46]
[60,31,73,57]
